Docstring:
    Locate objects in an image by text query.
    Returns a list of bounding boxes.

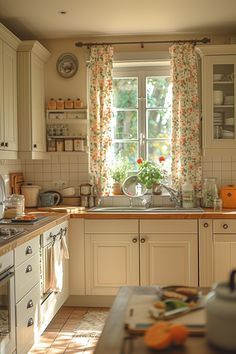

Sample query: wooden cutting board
[9,172,24,194]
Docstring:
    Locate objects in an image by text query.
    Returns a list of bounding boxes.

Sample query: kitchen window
[110,65,172,171]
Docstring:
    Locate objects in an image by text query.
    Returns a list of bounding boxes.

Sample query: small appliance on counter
[220,185,236,208]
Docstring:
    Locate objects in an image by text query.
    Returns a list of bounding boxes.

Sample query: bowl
[213,74,224,81]
[61,187,76,197]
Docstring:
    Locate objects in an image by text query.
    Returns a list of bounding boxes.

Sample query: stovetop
[0,227,25,242]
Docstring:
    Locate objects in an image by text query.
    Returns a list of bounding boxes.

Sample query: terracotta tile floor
[29,307,109,354]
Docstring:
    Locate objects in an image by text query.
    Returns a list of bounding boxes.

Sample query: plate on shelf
[56,53,79,78]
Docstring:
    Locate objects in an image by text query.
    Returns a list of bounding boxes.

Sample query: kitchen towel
[49,234,69,292]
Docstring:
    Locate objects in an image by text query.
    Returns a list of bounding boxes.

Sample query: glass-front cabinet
[196,45,236,155]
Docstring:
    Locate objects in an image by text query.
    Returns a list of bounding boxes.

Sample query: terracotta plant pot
[111,182,123,195]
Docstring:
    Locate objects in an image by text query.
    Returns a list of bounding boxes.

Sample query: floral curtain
[88,45,113,195]
[169,43,201,193]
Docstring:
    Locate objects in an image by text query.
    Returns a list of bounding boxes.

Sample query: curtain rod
[75,37,210,48]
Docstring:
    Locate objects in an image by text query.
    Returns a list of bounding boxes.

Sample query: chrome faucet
[161,184,182,208]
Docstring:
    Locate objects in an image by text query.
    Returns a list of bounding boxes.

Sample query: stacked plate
[224,96,234,105]
[214,112,223,126]
[225,117,234,126]
[222,130,234,139]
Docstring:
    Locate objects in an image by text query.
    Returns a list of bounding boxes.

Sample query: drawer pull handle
[204,223,209,228]
[26,246,32,255]
[27,300,33,309]
[140,238,146,243]
[132,238,138,243]
[223,224,229,229]
[26,265,32,273]
[27,318,34,327]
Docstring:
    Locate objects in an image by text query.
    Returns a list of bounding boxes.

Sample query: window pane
[147,109,171,139]
[113,78,138,108]
[147,140,171,163]
[113,110,138,139]
[114,142,139,169]
[146,76,171,108]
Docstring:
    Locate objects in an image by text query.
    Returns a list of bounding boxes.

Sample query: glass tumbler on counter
[202,177,218,208]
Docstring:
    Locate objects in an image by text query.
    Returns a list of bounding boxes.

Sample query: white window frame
[112,64,171,164]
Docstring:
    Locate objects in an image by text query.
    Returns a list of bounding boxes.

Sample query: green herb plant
[136,157,165,189]
[109,158,129,183]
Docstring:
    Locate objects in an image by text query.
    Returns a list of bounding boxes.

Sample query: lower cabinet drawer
[15,253,40,303]
[16,283,40,354]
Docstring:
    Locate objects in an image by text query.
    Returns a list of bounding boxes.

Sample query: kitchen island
[94,286,223,354]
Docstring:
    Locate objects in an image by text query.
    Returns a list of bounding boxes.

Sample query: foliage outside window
[110,66,172,177]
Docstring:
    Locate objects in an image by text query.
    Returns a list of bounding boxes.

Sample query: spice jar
[47,98,57,110]
[56,98,65,110]
[202,177,218,208]
[56,139,64,152]
[74,98,83,109]
[65,98,74,109]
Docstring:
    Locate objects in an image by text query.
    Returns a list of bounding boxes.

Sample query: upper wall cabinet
[196,45,236,156]
[0,23,20,159]
[17,41,50,159]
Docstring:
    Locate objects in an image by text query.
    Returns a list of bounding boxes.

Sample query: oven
[0,251,15,354]
[40,222,68,304]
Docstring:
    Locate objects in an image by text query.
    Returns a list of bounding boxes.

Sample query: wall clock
[56,53,79,78]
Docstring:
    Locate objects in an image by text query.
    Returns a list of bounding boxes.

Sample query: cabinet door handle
[33,144,37,148]
[0,142,4,147]
[223,224,229,229]
[132,238,138,243]
[25,246,32,255]
[27,299,34,309]
[4,142,8,147]
[140,238,146,243]
[26,265,32,273]
[27,318,34,327]
[204,223,209,228]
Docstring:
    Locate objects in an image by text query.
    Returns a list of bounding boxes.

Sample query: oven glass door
[0,268,15,353]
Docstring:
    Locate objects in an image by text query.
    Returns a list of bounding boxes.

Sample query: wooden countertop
[0,212,69,256]
[70,209,236,219]
[38,206,236,219]
[94,286,222,354]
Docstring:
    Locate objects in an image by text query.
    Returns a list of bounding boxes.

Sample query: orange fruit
[169,324,189,346]
[144,322,172,350]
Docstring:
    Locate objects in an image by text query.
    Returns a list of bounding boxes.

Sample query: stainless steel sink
[88,206,204,213]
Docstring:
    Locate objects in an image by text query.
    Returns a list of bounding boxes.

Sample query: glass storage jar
[202,177,218,208]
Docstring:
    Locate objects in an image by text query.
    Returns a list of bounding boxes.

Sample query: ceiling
[0,0,236,40]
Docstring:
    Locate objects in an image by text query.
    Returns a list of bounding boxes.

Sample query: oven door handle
[0,270,14,286]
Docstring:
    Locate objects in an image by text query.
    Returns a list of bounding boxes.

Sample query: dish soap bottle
[182,177,194,208]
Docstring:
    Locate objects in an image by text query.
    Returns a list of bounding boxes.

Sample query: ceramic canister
[206,270,236,350]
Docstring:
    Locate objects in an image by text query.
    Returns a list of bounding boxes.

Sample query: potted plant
[109,158,129,195]
[136,157,166,193]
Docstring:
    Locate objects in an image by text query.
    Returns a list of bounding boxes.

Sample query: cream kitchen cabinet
[85,219,139,295]
[140,220,198,287]
[17,40,50,159]
[199,219,236,286]
[0,23,20,159]
[14,236,40,354]
[84,219,198,296]
[196,45,236,156]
